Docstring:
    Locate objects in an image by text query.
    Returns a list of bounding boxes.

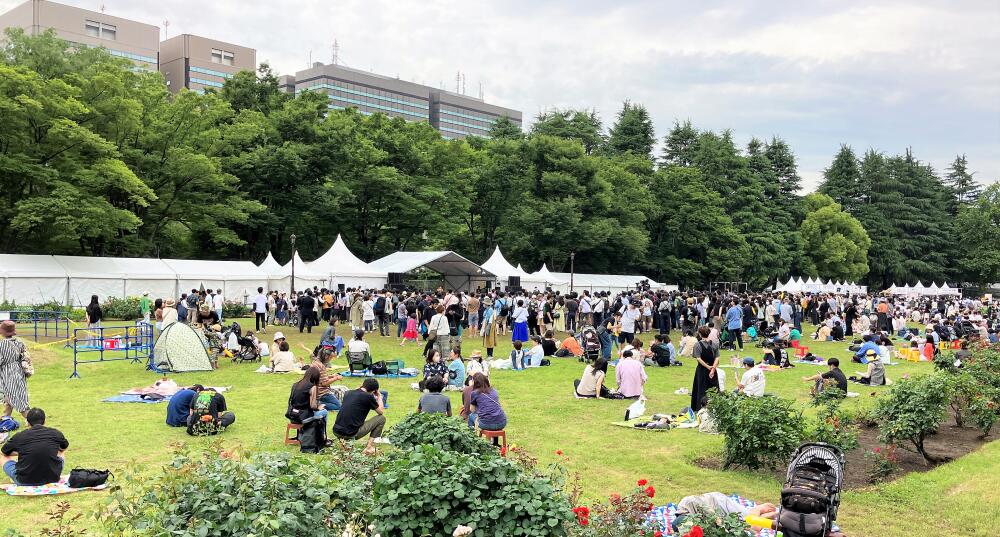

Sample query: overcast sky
[4,0,999,191]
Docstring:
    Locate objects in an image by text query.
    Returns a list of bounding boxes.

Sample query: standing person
[186,290,200,324]
[349,293,364,331]
[511,300,529,343]
[213,289,224,323]
[332,379,386,456]
[396,300,409,339]
[481,304,498,358]
[298,291,316,334]
[579,292,592,328]
[725,300,744,353]
[565,294,578,333]
[373,291,389,337]
[84,295,103,329]
[253,287,268,334]
[153,298,164,331]
[690,326,720,411]
[266,292,277,327]
[139,292,152,324]
[275,293,288,326]
[553,298,566,334]
[362,295,375,333]
[467,293,480,333]
[1,408,68,486]
[161,298,179,328]
[429,305,452,359]
[0,321,31,421]
[620,303,640,345]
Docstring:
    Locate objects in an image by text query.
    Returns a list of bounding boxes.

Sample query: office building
[292,62,521,139]
[159,34,255,93]
[0,0,158,70]
[277,74,297,94]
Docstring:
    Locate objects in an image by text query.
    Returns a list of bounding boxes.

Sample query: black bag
[370,361,389,375]
[68,468,110,488]
[297,419,327,454]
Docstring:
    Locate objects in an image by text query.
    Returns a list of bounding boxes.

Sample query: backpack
[374,297,386,313]
[370,361,389,375]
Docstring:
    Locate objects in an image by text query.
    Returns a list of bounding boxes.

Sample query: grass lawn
[2,319,997,536]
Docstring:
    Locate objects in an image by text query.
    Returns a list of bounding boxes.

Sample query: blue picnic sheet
[103,394,169,404]
[340,370,417,378]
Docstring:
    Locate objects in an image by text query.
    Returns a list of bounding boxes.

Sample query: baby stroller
[579,326,601,363]
[223,323,260,363]
[777,442,845,537]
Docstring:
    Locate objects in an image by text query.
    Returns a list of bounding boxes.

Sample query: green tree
[819,145,862,214]
[487,115,523,140]
[956,183,1000,285]
[660,120,699,167]
[944,154,982,207]
[605,100,655,159]
[530,109,604,154]
[220,62,289,115]
[799,194,871,281]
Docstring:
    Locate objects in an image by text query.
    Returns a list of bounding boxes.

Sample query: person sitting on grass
[802,357,847,395]
[509,340,526,370]
[417,377,452,416]
[541,330,558,356]
[650,334,678,366]
[166,384,203,427]
[850,349,886,386]
[421,350,449,391]
[466,350,490,378]
[853,335,879,364]
[2,408,68,486]
[575,357,612,399]
[332,379,385,456]
[469,373,507,441]
[526,335,545,367]
[736,357,765,396]
[447,347,466,389]
[320,319,345,355]
[615,350,647,399]
[186,387,235,436]
[269,341,302,373]
[554,333,583,358]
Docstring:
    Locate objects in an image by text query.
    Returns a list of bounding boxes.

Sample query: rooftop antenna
[100,4,106,13]
[331,39,339,65]
[163,19,169,39]
[461,73,466,95]
[455,71,460,93]
[479,81,484,100]
[308,49,312,67]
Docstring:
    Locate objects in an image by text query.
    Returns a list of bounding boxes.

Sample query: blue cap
[743,357,756,366]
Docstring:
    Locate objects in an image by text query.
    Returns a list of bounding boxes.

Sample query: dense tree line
[1,30,996,288]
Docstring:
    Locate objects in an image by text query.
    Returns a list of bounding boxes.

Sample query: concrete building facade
[159,34,255,93]
[0,0,158,70]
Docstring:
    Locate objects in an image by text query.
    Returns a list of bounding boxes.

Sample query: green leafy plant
[372,444,573,536]
[572,479,662,537]
[101,446,374,536]
[676,510,751,537]
[387,412,496,456]
[808,386,859,452]
[100,296,142,320]
[708,391,804,470]
[865,444,900,484]
[222,300,251,318]
[872,373,952,464]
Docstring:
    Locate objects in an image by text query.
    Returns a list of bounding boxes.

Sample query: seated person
[816,324,832,341]
[469,373,507,437]
[166,384,203,427]
[286,368,328,425]
[417,377,452,416]
[526,336,545,367]
[541,330,558,356]
[460,376,477,428]
[678,331,698,357]
[614,350,647,399]
[1,408,68,486]
[802,357,848,395]
[954,341,972,367]
[650,334,677,366]
[737,357,765,396]
[466,351,490,378]
[554,334,583,358]
[269,341,302,373]
[672,492,777,533]
[447,347,466,389]
[247,331,268,357]
[634,413,674,429]
[308,346,344,411]
[347,329,371,356]
[922,337,936,361]
[509,340,526,370]
[628,338,655,366]
[830,321,845,341]
[575,357,612,399]
[774,320,791,344]
[186,387,235,436]
[195,305,220,329]
[332,379,386,456]
[421,350,449,391]
[851,350,886,385]
[853,335,879,364]
[270,332,287,359]
[696,396,717,434]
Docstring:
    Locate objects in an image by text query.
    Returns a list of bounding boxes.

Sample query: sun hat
[273,331,285,341]
[143,291,149,296]
[165,298,176,307]
[865,349,878,356]
[0,321,16,338]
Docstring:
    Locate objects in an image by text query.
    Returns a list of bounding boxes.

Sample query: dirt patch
[695,413,991,489]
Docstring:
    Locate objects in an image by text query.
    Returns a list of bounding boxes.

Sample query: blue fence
[1,310,72,344]
[71,322,155,379]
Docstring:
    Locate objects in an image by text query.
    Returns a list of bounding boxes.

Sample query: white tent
[548,272,671,294]
[54,255,176,305]
[257,252,282,275]
[522,263,565,290]
[271,253,329,293]
[306,235,386,290]
[367,251,493,291]
[0,254,69,305]
[162,259,268,302]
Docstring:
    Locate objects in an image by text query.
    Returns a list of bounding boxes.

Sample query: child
[467,350,490,378]
[400,312,419,346]
[509,340,526,370]
[417,377,452,416]
[922,337,935,361]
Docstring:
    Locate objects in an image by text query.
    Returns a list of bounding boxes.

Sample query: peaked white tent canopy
[367,251,493,291]
[54,255,177,303]
[271,253,329,293]
[523,264,566,288]
[548,272,672,294]
[0,254,70,305]
[162,259,268,301]
[306,235,386,289]
[257,252,282,275]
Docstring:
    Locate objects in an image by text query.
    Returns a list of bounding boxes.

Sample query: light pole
[290,233,297,296]
[570,251,575,294]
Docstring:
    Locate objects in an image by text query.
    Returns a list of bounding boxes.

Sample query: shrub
[808,387,860,452]
[675,510,750,537]
[102,448,372,536]
[101,296,142,320]
[872,373,952,464]
[372,444,572,536]
[965,346,1000,437]
[865,444,900,484]
[387,412,495,456]
[708,391,804,470]
[573,479,663,537]
[222,300,251,318]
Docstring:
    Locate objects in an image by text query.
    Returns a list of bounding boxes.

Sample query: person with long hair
[690,325,720,411]
[511,299,530,343]
[469,373,507,436]
[84,295,102,329]
[575,357,612,399]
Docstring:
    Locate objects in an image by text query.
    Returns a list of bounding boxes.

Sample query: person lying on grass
[671,492,776,533]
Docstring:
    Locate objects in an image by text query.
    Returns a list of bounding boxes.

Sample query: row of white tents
[885,282,961,296]
[0,238,673,306]
[774,277,868,294]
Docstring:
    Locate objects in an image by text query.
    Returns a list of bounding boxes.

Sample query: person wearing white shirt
[527,336,544,367]
[253,287,268,333]
[213,290,224,322]
[619,303,641,344]
[737,357,765,397]
[579,292,593,326]
[362,297,375,332]
[347,330,372,356]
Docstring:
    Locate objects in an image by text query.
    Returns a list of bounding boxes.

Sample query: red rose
[637,479,648,486]
[579,517,589,526]
[645,486,656,498]
[610,493,621,504]
[684,527,704,537]
[556,450,564,456]
[655,532,663,537]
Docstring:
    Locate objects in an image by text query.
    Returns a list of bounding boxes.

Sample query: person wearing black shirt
[541,330,558,356]
[2,408,69,486]
[186,388,235,435]
[332,379,385,456]
[85,295,103,328]
[195,306,220,328]
[298,292,316,334]
[802,357,848,394]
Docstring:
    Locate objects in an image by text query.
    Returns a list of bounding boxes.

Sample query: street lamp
[570,252,575,294]
[290,233,297,296]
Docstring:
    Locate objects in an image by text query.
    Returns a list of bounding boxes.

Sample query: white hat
[143,291,149,296]
[273,331,285,341]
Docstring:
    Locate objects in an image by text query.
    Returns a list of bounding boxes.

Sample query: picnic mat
[611,416,669,431]
[3,477,109,496]
[340,370,417,378]
[103,394,168,403]
[645,495,776,536]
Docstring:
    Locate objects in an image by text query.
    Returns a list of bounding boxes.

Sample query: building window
[85,20,116,40]
[211,49,235,66]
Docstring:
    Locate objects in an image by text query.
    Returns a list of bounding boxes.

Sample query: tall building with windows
[291,63,521,139]
[0,0,158,70]
[159,34,256,93]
